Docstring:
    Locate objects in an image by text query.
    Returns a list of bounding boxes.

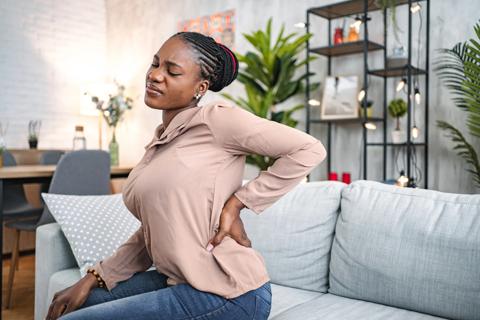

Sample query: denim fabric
[58,270,272,319]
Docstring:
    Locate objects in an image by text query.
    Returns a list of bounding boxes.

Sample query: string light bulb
[410,2,421,13]
[294,22,307,28]
[411,125,420,139]
[308,99,321,106]
[350,16,362,30]
[414,87,421,104]
[396,78,407,92]
[364,122,376,130]
[357,89,366,102]
[395,170,409,187]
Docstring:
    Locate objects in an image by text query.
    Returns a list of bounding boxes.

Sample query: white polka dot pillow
[40,193,140,277]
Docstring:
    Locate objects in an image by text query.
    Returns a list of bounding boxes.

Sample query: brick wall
[0,0,108,150]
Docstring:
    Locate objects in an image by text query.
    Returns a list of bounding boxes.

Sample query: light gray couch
[35,180,480,320]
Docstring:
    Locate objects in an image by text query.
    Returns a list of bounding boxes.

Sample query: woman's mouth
[146,83,164,96]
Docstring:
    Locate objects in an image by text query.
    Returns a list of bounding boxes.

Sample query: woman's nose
[147,68,165,82]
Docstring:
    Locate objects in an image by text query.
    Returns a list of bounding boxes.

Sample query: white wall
[0,0,108,150]
[1,0,479,194]
[103,0,480,193]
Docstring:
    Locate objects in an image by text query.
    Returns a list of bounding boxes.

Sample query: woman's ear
[197,79,209,96]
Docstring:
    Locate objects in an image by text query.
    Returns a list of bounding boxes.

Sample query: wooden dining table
[0,164,133,315]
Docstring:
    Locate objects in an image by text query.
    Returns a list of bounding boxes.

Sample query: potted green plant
[222,17,319,170]
[89,81,133,165]
[388,98,407,143]
[435,21,480,188]
[28,120,41,149]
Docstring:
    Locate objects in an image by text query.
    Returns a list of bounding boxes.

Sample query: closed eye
[149,63,181,77]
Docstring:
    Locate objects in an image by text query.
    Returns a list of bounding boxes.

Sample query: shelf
[310,117,385,124]
[368,66,426,77]
[308,0,425,19]
[366,142,426,146]
[305,0,430,188]
[310,41,384,57]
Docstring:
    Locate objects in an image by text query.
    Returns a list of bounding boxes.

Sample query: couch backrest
[329,180,480,320]
[241,180,346,292]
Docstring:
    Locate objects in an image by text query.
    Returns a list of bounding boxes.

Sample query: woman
[47,31,326,320]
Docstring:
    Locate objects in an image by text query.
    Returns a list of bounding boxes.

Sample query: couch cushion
[329,180,480,320]
[271,293,446,319]
[41,193,141,278]
[46,268,82,312]
[241,181,346,292]
[270,283,323,319]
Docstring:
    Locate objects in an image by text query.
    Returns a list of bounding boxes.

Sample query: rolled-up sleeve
[91,225,153,291]
[205,103,327,214]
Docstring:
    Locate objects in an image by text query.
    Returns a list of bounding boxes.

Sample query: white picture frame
[320,75,359,119]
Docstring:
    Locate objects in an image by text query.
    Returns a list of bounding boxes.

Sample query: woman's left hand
[207,194,251,251]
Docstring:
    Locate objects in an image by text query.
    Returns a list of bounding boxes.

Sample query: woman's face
[144,36,209,110]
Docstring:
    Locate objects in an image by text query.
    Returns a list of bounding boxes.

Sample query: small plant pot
[28,139,38,149]
[359,107,373,118]
[391,129,406,143]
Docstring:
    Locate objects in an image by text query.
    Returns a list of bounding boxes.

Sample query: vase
[109,128,119,166]
[346,26,359,42]
[333,27,344,45]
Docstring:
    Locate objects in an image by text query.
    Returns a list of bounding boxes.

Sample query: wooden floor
[2,254,35,320]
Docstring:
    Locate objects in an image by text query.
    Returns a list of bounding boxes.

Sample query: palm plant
[222,18,319,170]
[435,21,480,187]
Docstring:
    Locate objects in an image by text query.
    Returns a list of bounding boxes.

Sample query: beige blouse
[92,100,327,299]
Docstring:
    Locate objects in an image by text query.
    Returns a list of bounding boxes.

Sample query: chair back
[2,150,30,212]
[39,150,65,195]
[37,149,111,226]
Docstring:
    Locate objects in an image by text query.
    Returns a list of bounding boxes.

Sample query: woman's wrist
[83,272,99,290]
[228,194,246,211]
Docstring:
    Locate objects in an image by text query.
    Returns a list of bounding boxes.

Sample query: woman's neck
[162,100,199,129]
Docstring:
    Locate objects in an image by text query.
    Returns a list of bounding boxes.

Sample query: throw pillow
[41,193,140,277]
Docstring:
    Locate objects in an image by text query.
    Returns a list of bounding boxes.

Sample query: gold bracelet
[87,268,106,288]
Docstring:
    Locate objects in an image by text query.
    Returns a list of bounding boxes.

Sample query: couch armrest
[35,223,77,320]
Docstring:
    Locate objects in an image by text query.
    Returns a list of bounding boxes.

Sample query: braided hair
[172,32,238,92]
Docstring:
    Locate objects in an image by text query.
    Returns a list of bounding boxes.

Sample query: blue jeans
[58,270,272,319]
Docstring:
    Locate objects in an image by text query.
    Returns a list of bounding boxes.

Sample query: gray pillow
[41,193,140,277]
[241,180,346,292]
[329,180,480,320]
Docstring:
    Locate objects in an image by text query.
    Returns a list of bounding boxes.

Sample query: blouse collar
[144,106,202,150]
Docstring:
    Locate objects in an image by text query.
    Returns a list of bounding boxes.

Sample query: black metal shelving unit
[305,0,430,188]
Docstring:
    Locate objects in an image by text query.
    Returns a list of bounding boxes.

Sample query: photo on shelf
[320,75,359,119]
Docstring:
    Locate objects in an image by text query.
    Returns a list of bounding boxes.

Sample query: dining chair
[4,149,111,309]
[39,150,65,196]
[2,150,44,222]
[2,150,65,275]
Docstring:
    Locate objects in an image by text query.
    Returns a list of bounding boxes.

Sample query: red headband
[218,43,237,75]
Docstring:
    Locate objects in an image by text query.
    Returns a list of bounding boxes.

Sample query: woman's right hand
[45,273,98,320]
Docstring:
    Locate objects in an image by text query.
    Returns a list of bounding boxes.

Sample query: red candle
[342,172,351,184]
[328,171,338,181]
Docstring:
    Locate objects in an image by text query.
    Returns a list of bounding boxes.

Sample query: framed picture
[320,75,359,119]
